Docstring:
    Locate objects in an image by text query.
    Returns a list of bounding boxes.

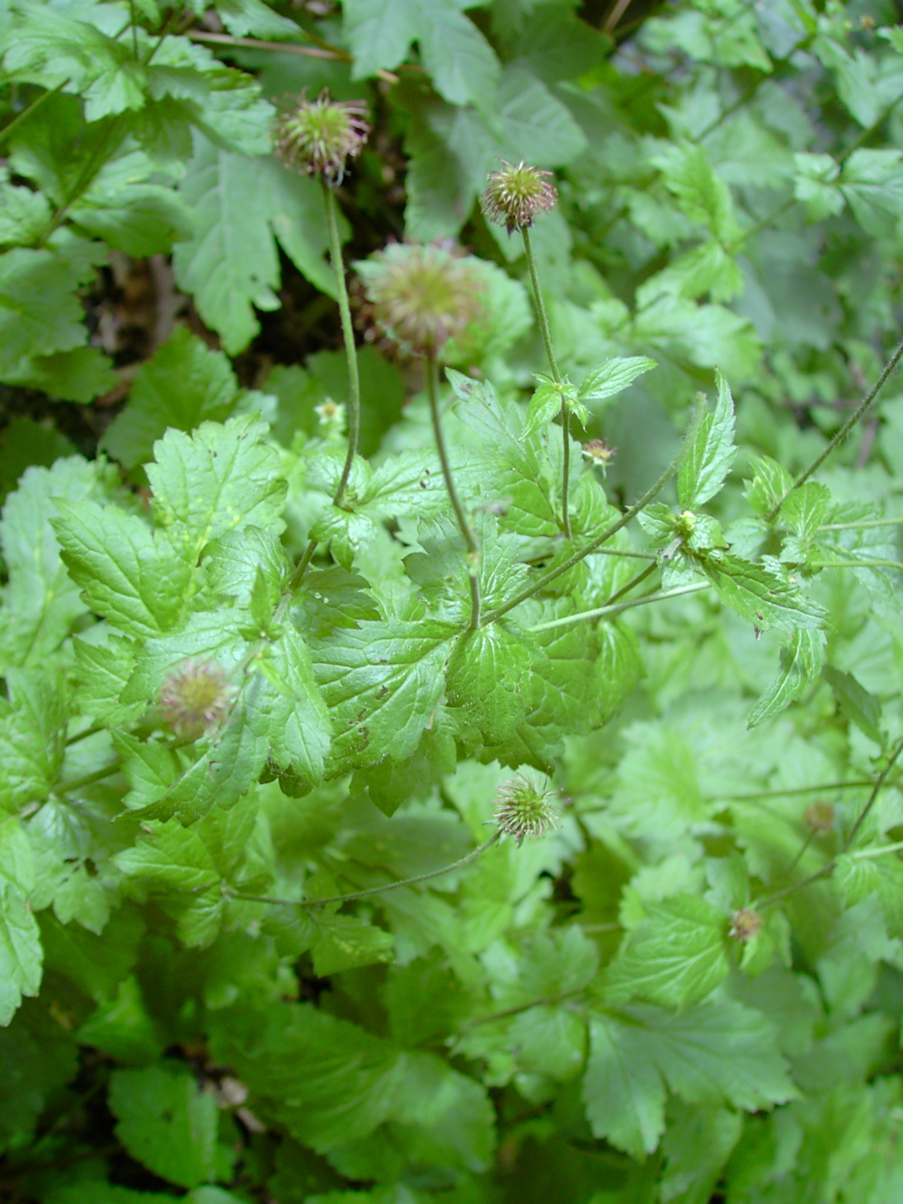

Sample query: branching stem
[227,829,503,909]
[481,445,682,626]
[527,581,710,634]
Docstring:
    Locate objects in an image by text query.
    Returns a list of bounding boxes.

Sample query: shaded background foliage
[2,1,903,1202]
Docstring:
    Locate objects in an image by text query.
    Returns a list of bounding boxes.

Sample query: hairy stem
[427,355,481,629]
[523,226,572,539]
[481,445,682,626]
[269,180,360,608]
[227,828,503,909]
[766,336,903,522]
[322,178,361,509]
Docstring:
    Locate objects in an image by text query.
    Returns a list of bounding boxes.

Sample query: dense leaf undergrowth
[2,0,903,1201]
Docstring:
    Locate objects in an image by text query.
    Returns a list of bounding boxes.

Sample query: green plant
[2,2,903,1202]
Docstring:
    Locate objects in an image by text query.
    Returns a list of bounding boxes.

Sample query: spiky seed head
[804,800,835,833]
[355,243,485,358]
[157,659,235,739]
[274,90,370,183]
[481,160,559,235]
[492,771,562,846]
[729,907,763,943]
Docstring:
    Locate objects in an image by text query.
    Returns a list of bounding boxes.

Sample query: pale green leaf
[132,710,269,826]
[0,457,107,669]
[627,999,796,1110]
[109,1062,219,1188]
[172,137,281,354]
[102,328,240,470]
[678,370,736,508]
[114,820,219,892]
[793,152,844,220]
[0,247,94,374]
[839,149,903,238]
[446,625,533,747]
[309,913,395,977]
[578,356,657,406]
[215,0,300,39]
[209,1002,406,1151]
[246,627,331,786]
[418,6,500,106]
[146,413,286,558]
[4,347,117,403]
[584,1014,667,1158]
[700,554,825,633]
[311,617,455,772]
[52,499,190,637]
[747,628,826,728]
[344,0,421,78]
[0,879,43,1025]
[605,895,729,1010]
[822,666,883,745]
[71,182,194,257]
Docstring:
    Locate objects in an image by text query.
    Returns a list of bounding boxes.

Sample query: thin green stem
[128,0,139,55]
[809,559,903,571]
[851,840,903,861]
[755,736,903,909]
[782,830,815,880]
[57,764,120,795]
[523,226,571,540]
[265,180,360,609]
[765,336,903,522]
[480,444,683,626]
[577,776,886,816]
[820,517,903,531]
[844,734,903,852]
[427,356,481,629]
[65,721,104,747]
[601,560,657,608]
[0,80,65,148]
[722,779,876,801]
[34,115,127,247]
[457,986,584,1031]
[227,829,503,909]
[527,581,710,634]
[322,178,361,510]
